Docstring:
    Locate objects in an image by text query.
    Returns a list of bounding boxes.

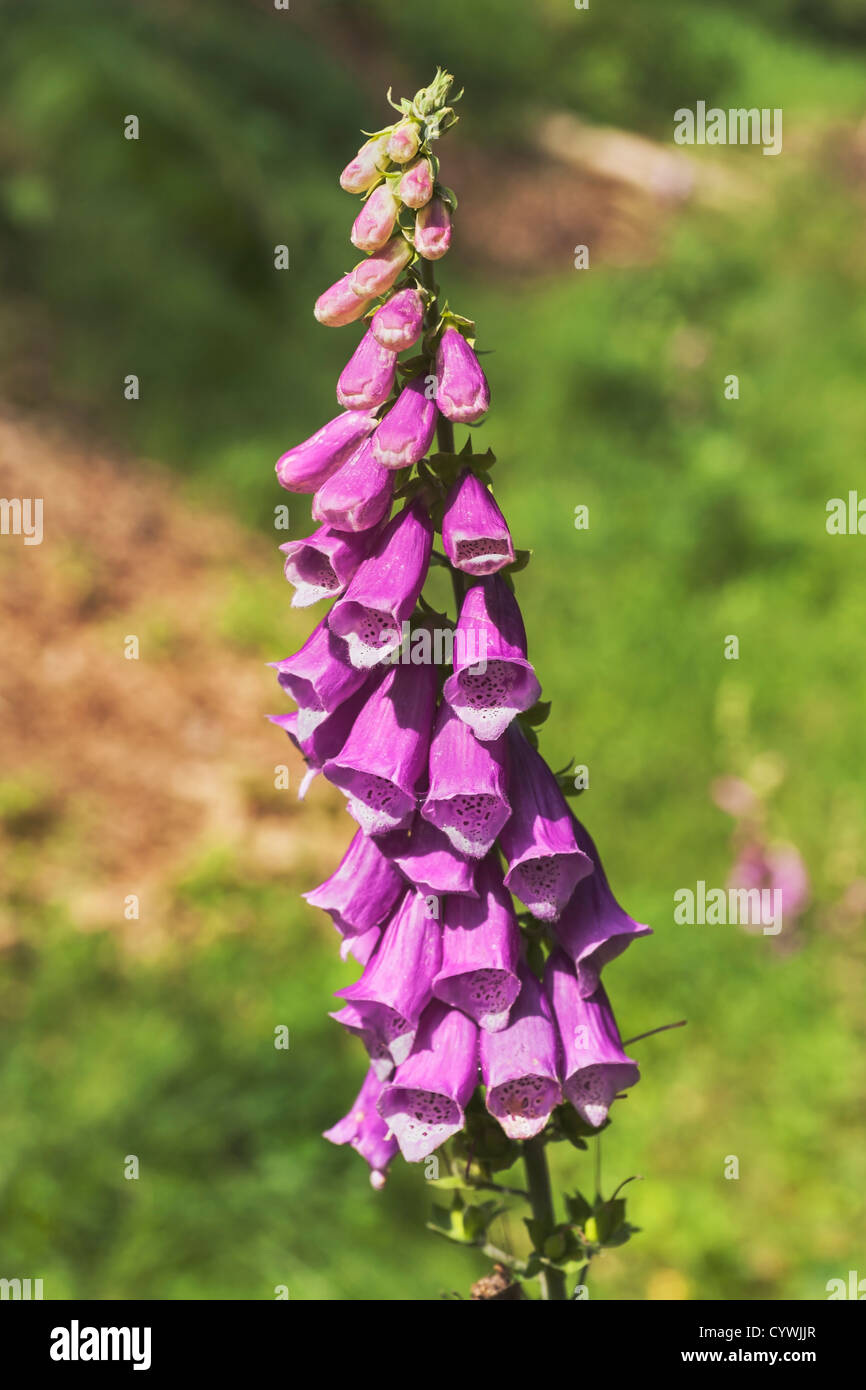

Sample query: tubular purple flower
[340,925,382,968]
[398,158,434,210]
[387,120,420,164]
[554,819,652,997]
[379,817,478,899]
[378,1001,479,1162]
[500,725,593,921]
[304,829,404,940]
[336,328,398,411]
[334,891,442,1071]
[328,499,433,666]
[441,469,514,576]
[435,327,490,423]
[442,578,541,741]
[269,681,368,775]
[370,287,425,352]
[271,618,367,734]
[415,196,452,261]
[279,523,381,608]
[433,855,521,1032]
[324,1067,398,1189]
[322,661,438,835]
[420,702,510,859]
[275,409,377,493]
[311,439,393,534]
[479,961,561,1140]
[315,274,377,327]
[544,950,640,1129]
[370,377,438,470]
[350,236,413,299]
[350,182,400,254]
[339,134,391,194]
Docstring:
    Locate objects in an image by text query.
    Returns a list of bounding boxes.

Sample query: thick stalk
[523,1137,569,1301]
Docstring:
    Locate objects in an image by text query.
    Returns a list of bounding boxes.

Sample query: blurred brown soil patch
[0,415,341,940]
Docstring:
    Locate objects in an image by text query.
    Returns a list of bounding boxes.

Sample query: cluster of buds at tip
[268,75,651,1194]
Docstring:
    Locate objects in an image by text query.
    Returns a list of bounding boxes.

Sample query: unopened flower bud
[435,327,490,423]
[414,196,452,260]
[350,235,413,299]
[339,134,391,194]
[370,287,425,351]
[337,327,398,411]
[398,158,434,210]
[315,273,376,326]
[351,183,400,254]
[387,120,421,164]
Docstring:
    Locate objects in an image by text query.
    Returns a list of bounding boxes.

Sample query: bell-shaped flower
[379,817,478,900]
[328,499,433,667]
[435,327,490,423]
[479,961,561,1139]
[350,236,413,299]
[371,377,438,469]
[280,523,381,608]
[336,328,397,411]
[544,950,639,1128]
[398,157,434,209]
[553,819,652,997]
[275,409,376,493]
[312,439,393,534]
[433,855,521,1032]
[387,120,420,164]
[415,196,452,260]
[442,578,541,740]
[370,287,425,351]
[441,469,514,576]
[270,618,367,738]
[500,726,593,921]
[314,274,377,327]
[339,134,391,194]
[324,1067,398,1189]
[420,703,510,859]
[340,926,382,969]
[269,680,368,772]
[322,661,438,835]
[333,891,442,1073]
[351,183,399,254]
[304,828,404,941]
[378,1000,478,1162]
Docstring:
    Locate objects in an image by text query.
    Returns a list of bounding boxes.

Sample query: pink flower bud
[398,158,434,210]
[370,287,425,351]
[435,327,490,423]
[339,134,391,194]
[336,327,398,411]
[414,196,452,261]
[387,120,421,164]
[350,183,399,254]
[315,273,376,327]
[350,235,413,299]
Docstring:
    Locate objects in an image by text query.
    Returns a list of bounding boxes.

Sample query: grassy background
[0,0,864,1299]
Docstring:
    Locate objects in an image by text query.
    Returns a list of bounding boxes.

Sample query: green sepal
[520,700,552,728]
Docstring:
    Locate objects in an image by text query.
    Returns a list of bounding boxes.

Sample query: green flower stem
[523,1137,569,1301]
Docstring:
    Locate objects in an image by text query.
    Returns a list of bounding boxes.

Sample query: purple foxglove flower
[271,617,367,736]
[350,236,413,300]
[328,499,433,666]
[435,327,490,424]
[500,725,593,921]
[314,274,377,327]
[334,891,442,1072]
[378,1000,478,1162]
[479,961,561,1139]
[336,328,398,411]
[304,828,404,940]
[420,702,510,859]
[275,409,376,493]
[339,134,391,194]
[398,157,434,209]
[387,120,420,164]
[544,950,639,1128]
[370,378,438,470]
[322,661,438,834]
[340,926,382,968]
[324,1067,398,1189]
[441,469,514,576]
[379,817,478,899]
[442,577,542,741]
[554,819,652,997]
[312,439,393,534]
[433,855,521,1032]
[350,183,400,254]
[415,196,452,261]
[279,523,381,608]
[269,681,368,775]
[370,287,425,352]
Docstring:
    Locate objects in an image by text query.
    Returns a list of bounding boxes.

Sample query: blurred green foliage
[1,0,865,1300]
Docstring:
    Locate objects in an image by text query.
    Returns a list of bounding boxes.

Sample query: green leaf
[520,700,552,728]
[565,1191,593,1227]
